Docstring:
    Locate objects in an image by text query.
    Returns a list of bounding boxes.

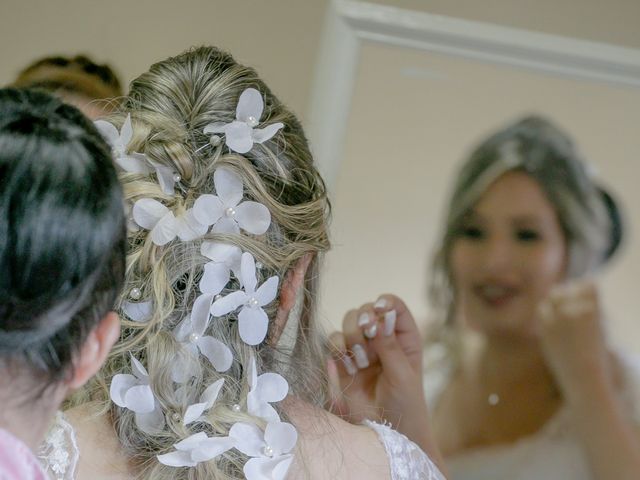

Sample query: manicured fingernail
[352,344,369,368]
[374,298,387,309]
[342,355,357,375]
[384,310,396,336]
[364,323,378,339]
[357,312,370,327]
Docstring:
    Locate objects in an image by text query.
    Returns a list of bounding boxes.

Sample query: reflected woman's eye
[516,229,540,242]
[459,225,484,240]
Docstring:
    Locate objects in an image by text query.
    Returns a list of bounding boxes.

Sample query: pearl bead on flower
[225,207,236,218]
[232,404,241,412]
[263,445,274,457]
[172,173,181,183]
[248,297,259,308]
[247,116,258,127]
[214,294,223,301]
[171,412,181,421]
[188,333,200,344]
[129,287,142,300]
[209,135,222,147]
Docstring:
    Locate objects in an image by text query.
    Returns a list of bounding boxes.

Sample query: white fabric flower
[94,114,177,194]
[173,294,233,382]
[157,431,235,468]
[133,198,208,246]
[183,379,225,425]
[229,421,297,480]
[210,253,279,346]
[247,355,289,423]
[192,167,271,236]
[109,355,165,434]
[203,88,284,154]
[199,241,242,294]
[121,300,153,323]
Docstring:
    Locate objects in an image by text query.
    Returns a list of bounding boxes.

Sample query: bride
[41,46,446,480]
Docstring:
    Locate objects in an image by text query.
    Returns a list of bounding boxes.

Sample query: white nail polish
[384,310,396,336]
[357,312,370,327]
[364,323,378,339]
[374,298,387,309]
[342,355,357,375]
[352,344,369,369]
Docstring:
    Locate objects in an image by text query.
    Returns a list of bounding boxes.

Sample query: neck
[465,332,555,391]
[0,380,65,450]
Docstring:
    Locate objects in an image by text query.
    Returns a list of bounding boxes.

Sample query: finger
[342,305,378,369]
[372,294,419,337]
[368,320,416,388]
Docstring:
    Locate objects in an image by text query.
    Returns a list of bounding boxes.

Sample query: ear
[272,253,314,343]
[67,312,120,390]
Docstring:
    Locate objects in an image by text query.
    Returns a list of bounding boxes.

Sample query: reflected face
[450,171,567,339]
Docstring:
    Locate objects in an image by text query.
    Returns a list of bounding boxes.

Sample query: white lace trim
[37,411,79,480]
[364,420,446,480]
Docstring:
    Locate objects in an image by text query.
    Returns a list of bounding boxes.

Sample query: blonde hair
[76,46,331,478]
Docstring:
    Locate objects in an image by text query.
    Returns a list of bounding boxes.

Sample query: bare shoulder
[285,400,391,480]
[65,403,133,480]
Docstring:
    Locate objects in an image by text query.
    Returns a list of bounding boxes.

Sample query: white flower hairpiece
[109,355,165,434]
[193,167,271,236]
[210,252,279,346]
[183,379,225,425]
[229,421,297,480]
[121,300,153,323]
[157,431,235,468]
[173,294,233,382]
[132,198,208,246]
[203,88,284,154]
[247,355,289,423]
[94,114,178,195]
[201,241,242,288]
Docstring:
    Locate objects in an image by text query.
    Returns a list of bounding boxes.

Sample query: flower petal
[190,437,235,463]
[203,122,227,134]
[175,432,208,450]
[210,290,246,317]
[224,121,253,154]
[116,153,150,174]
[212,216,240,235]
[201,241,242,264]
[235,201,271,235]
[93,119,119,145]
[124,384,156,413]
[255,373,289,404]
[248,402,281,424]
[200,378,225,407]
[254,276,279,307]
[251,123,284,144]
[240,252,257,294]
[135,406,165,434]
[157,450,197,468]
[150,161,176,195]
[190,293,214,336]
[109,374,137,408]
[214,168,243,208]
[236,88,264,123]
[121,300,153,323]
[265,422,297,455]
[184,401,208,425]
[131,355,149,379]
[120,113,133,146]
[132,198,168,230]
[271,455,295,480]
[176,210,208,242]
[197,336,233,372]
[238,306,269,346]
[244,457,290,480]
[151,212,178,246]
[193,194,224,226]
[229,422,265,457]
[200,262,230,296]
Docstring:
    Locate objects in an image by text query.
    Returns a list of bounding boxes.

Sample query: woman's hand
[327,295,433,449]
[538,279,612,400]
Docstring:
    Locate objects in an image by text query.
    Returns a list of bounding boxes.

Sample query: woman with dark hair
[0,88,126,479]
[335,116,640,479]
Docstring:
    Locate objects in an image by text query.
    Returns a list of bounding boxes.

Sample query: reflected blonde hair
[75,46,331,479]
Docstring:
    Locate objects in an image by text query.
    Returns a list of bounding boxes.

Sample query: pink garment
[0,429,47,480]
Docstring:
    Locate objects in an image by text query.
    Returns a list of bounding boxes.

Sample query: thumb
[369,322,416,387]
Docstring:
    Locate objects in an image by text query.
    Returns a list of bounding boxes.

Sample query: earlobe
[68,312,120,390]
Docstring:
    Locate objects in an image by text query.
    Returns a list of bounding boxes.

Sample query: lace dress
[37,414,445,480]
[423,348,640,480]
